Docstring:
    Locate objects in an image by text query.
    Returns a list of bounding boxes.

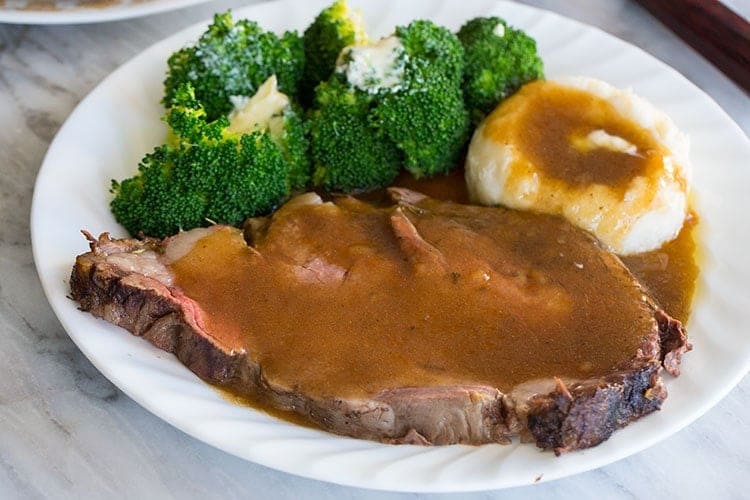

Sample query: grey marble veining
[1,0,748,498]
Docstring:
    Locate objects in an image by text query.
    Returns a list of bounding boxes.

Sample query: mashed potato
[465,77,691,255]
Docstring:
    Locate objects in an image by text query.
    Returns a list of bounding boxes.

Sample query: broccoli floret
[225,75,311,191]
[110,155,207,240]
[309,79,401,192]
[271,105,311,191]
[163,11,304,121]
[371,21,469,177]
[395,20,465,86]
[373,70,469,177]
[111,84,294,238]
[308,19,470,190]
[457,17,544,122]
[301,0,367,105]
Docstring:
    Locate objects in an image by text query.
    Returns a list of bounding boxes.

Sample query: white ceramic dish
[31,0,750,492]
[0,0,211,25]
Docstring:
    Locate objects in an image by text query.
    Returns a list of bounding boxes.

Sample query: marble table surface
[1,0,748,498]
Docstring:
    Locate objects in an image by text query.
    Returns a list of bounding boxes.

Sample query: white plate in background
[31,0,750,492]
[0,0,212,24]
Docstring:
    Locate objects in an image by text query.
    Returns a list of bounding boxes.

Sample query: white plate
[0,0,211,25]
[31,0,750,492]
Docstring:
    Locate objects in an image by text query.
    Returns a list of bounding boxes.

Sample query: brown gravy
[397,171,699,323]
[623,213,699,323]
[392,167,470,204]
[495,81,666,190]
[214,387,317,429]
[172,194,672,401]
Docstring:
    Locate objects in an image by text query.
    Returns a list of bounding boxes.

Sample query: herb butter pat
[227,75,290,135]
[339,36,406,94]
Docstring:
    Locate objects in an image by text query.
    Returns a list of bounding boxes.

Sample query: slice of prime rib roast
[70,189,690,454]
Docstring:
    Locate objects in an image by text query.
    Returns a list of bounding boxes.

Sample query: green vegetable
[309,19,470,190]
[374,21,469,177]
[272,104,311,191]
[396,19,464,86]
[163,11,304,121]
[457,16,544,122]
[224,76,311,191]
[309,78,401,192]
[111,83,309,238]
[373,71,469,178]
[301,0,367,105]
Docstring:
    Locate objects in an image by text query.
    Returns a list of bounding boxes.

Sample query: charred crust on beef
[525,363,666,454]
[655,309,691,376]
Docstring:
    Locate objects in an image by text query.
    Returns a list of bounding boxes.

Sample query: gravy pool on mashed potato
[465,76,691,255]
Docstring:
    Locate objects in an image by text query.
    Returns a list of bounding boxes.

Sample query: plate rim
[0,0,212,24]
[30,0,750,492]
